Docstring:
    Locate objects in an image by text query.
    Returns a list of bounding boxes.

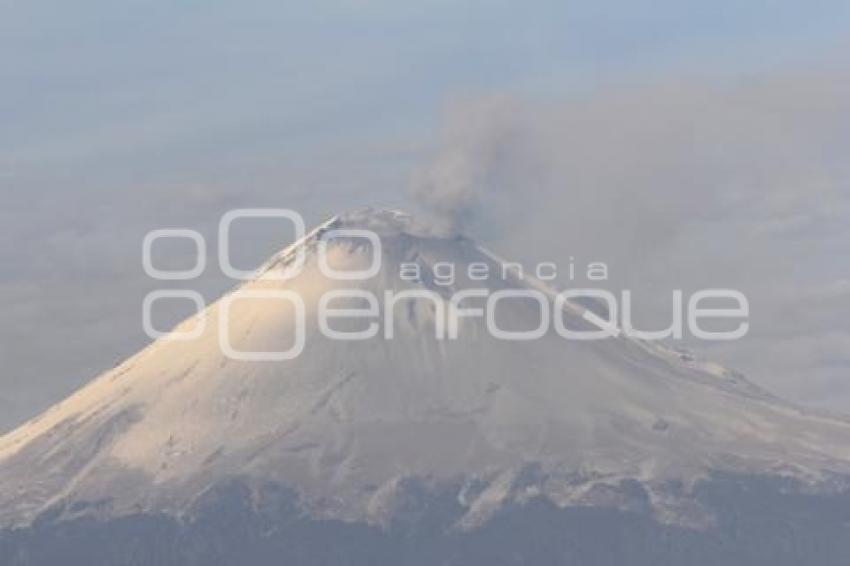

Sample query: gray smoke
[407,69,850,409]
[410,96,526,234]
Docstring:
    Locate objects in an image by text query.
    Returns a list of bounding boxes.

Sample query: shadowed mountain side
[3,474,850,566]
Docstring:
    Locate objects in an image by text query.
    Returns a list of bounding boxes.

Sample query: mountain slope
[2,208,850,564]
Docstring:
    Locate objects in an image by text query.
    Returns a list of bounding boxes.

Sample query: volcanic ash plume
[411,96,524,235]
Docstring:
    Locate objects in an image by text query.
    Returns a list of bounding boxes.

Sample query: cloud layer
[409,68,850,405]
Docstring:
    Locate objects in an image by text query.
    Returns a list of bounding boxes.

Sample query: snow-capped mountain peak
[2,208,850,531]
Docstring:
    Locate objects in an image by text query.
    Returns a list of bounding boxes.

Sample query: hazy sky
[1,1,849,431]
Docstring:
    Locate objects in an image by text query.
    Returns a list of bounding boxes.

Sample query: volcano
[2,208,850,565]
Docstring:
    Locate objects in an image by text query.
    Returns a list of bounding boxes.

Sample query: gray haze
[413,69,850,408]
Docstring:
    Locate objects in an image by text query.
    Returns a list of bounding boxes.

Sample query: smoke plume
[410,96,526,234]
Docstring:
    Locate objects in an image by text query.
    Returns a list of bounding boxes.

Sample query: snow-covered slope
[2,208,850,532]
